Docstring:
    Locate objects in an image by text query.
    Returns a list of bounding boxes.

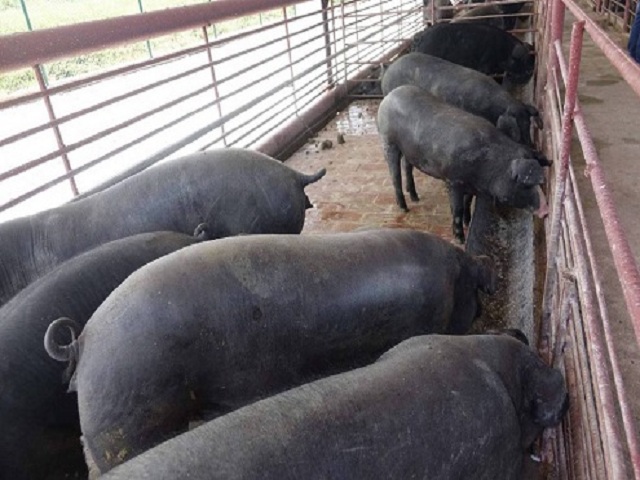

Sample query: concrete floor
[286,100,455,239]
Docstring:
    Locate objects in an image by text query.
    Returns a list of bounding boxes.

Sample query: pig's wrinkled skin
[46,228,496,475]
[377,85,548,243]
[0,148,325,307]
[102,334,569,480]
[1,231,203,480]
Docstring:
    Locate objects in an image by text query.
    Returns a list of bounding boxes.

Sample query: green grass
[0,0,295,95]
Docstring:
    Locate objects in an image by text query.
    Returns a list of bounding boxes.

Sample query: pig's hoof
[410,194,420,202]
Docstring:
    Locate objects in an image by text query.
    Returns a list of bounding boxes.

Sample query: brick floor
[285,99,455,242]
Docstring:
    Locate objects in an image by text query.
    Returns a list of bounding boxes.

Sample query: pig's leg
[382,141,408,211]
[402,158,420,202]
[448,184,466,244]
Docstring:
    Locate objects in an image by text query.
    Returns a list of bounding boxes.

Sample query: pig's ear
[471,255,497,295]
[511,43,530,60]
[532,150,552,167]
[524,363,569,427]
[496,113,520,143]
[484,328,530,345]
[511,158,545,186]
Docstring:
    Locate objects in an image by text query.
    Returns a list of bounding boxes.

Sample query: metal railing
[536,0,640,476]
[592,0,637,32]
[3,0,640,477]
[0,0,423,221]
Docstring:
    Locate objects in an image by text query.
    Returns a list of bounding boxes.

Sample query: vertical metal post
[401,0,407,40]
[19,0,33,31]
[137,0,154,58]
[33,65,79,196]
[321,0,335,87]
[551,0,567,45]
[282,6,300,112]
[623,0,632,31]
[569,116,640,478]
[341,0,347,84]
[19,0,49,86]
[536,0,554,102]
[202,26,227,146]
[378,0,385,57]
[330,0,339,82]
[540,23,584,358]
[551,271,576,369]
[353,0,362,70]
[565,175,630,480]
[543,0,565,116]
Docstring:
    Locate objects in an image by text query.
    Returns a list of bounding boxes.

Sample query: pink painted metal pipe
[556,50,640,479]
[541,26,584,353]
[574,105,640,349]
[561,0,640,98]
[551,0,567,44]
[546,22,638,478]
[565,172,629,479]
[0,0,309,73]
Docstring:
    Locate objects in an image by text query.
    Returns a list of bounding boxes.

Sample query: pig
[44,228,497,474]
[422,0,455,23]
[101,334,569,480]
[381,52,546,147]
[0,230,205,480]
[377,85,548,243]
[452,4,507,30]
[412,22,535,87]
[0,148,325,307]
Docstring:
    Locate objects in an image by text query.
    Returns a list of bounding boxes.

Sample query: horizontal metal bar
[0,42,205,110]
[0,0,309,72]
[0,58,214,147]
[0,78,216,182]
[0,94,223,214]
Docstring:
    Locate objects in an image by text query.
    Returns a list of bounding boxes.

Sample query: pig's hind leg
[402,158,420,203]
[382,141,409,211]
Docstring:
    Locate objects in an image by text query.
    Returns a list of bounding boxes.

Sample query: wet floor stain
[578,94,604,104]
[592,137,612,150]
[335,103,379,136]
[586,74,622,86]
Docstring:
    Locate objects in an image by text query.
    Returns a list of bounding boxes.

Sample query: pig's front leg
[448,183,466,244]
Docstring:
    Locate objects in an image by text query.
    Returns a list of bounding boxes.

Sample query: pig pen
[2,0,640,478]
[284,97,547,479]
[285,99,542,343]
